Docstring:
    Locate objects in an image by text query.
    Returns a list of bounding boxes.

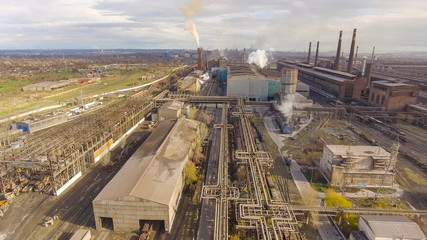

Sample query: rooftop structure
[93,118,200,232]
[320,145,395,188]
[355,215,426,240]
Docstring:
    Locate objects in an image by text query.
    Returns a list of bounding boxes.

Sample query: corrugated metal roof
[360,215,426,239]
[94,118,199,205]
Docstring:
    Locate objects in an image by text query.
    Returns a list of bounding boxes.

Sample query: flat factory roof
[325,145,390,158]
[159,100,184,112]
[94,118,199,206]
[360,215,426,239]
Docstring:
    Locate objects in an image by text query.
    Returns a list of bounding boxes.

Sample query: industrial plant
[0,20,426,240]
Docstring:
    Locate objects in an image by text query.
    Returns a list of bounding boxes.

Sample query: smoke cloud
[180,0,200,47]
[279,94,295,117]
[247,49,268,68]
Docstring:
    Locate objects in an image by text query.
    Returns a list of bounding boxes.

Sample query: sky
[0,0,426,53]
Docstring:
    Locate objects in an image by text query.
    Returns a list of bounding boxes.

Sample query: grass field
[0,66,177,119]
[0,79,32,92]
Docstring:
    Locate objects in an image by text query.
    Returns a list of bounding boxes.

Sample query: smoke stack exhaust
[315,41,319,66]
[197,48,202,70]
[307,42,312,64]
[347,28,357,73]
[334,31,342,70]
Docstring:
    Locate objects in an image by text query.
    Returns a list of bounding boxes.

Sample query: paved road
[197,108,221,240]
[261,110,345,240]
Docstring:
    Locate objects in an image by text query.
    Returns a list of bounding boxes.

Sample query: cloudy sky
[0,0,426,53]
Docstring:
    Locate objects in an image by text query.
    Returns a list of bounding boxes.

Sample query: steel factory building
[226,65,281,101]
[277,60,368,100]
[369,81,419,111]
[92,117,200,232]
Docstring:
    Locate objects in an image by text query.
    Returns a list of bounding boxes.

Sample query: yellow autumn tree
[184,161,198,185]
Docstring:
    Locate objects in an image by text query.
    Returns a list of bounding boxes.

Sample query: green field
[0,79,32,92]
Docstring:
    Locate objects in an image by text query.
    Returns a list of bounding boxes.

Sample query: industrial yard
[1,35,427,240]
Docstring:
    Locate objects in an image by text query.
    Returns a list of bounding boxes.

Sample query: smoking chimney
[307,42,312,64]
[334,31,342,70]
[197,48,202,70]
[314,41,319,66]
[347,28,357,73]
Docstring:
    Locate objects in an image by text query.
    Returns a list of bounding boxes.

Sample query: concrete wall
[227,79,269,101]
[93,197,169,232]
[358,219,376,240]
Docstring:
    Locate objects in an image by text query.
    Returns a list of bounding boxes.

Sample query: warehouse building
[15,114,67,133]
[320,145,395,188]
[350,215,426,240]
[226,65,280,101]
[92,118,200,232]
[369,80,419,111]
[157,100,184,121]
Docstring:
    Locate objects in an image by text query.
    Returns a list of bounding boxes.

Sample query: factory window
[376,94,380,104]
[381,96,385,105]
[370,93,375,102]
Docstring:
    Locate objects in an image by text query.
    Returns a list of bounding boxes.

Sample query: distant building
[158,100,184,121]
[350,215,426,240]
[369,81,419,111]
[92,118,200,232]
[320,145,394,188]
[16,114,67,133]
[22,80,70,92]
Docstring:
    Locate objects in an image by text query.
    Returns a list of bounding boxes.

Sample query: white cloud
[0,0,426,52]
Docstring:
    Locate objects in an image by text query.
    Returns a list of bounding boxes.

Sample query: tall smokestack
[354,45,359,68]
[334,31,342,70]
[347,28,357,73]
[314,41,319,66]
[307,42,312,64]
[197,48,202,70]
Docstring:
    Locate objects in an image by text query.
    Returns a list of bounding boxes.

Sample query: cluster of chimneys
[307,28,358,74]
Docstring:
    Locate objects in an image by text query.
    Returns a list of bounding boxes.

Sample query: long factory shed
[92,117,200,232]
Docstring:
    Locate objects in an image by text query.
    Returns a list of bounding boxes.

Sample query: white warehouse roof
[94,117,199,206]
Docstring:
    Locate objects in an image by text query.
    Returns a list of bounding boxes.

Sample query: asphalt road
[197,108,221,240]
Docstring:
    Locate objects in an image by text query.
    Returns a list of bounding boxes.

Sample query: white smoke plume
[180,0,200,47]
[247,49,268,68]
[279,94,296,117]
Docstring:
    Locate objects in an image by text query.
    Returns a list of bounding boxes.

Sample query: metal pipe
[347,28,357,73]
[334,31,342,70]
[307,42,311,64]
[314,41,319,66]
